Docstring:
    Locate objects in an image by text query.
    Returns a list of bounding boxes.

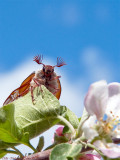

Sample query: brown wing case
[3,72,35,106]
[55,79,61,100]
[19,72,35,96]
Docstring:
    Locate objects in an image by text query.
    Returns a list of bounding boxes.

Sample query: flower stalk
[57,115,75,136]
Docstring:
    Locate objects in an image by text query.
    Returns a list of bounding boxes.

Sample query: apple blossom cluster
[82,80,120,158]
[53,125,102,160]
[53,80,120,159]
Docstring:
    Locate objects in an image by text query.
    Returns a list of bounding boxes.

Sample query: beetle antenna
[33,55,43,65]
[54,57,66,67]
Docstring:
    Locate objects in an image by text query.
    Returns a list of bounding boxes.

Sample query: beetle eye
[52,69,54,72]
[43,67,45,72]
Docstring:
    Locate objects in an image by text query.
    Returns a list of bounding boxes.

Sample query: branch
[16,138,120,160]
[22,149,52,160]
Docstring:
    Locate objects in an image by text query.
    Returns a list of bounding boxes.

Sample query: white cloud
[80,47,114,83]
[60,75,85,116]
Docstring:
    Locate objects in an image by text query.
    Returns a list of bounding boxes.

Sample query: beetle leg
[49,84,59,90]
[48,83,60,95]
[33,77,44,92]
[52,89,60,95]
[30,86,35,102]
[49,76,61,81]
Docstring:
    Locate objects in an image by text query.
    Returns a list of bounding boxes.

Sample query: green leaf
[54,133,69,144]
[0,104,22,143]
[50,143,82,160]
[0,103,32,150]
[0,149,8,158]
[0,140,16,149]
[60,106,79,129]
[63,126,70,134]
[0,108,6,123]
[0,86,66,149]
[1,86,80,151]
[78,117,81,122]
[36,136,44,152]
[67,158,73,160]
[14,86,65,139]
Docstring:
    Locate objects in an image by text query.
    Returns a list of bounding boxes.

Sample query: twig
[17,138,120,160]
[57,115,75,135]
[11,147,24,158]
[23,149,52,160]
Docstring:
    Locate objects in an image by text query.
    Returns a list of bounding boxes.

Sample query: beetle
[3,55,66,106]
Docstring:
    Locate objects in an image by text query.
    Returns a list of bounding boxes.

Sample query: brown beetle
[3,55,66,106]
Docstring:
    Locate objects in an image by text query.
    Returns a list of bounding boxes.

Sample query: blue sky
[0,0,120,157]
[0,0,119,80]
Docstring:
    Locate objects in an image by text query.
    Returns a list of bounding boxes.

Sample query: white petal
[94,140,120,158]
[101,143,120,158]
[84,80,108,120]
[106,94,120,119]
[82,115,98,141]
[108,82,120,97]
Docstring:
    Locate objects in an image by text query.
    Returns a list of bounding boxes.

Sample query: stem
[6,150,21,156]
[57,115,75,135]
[87,143,105,157]
[76,138,105,159]
[77,109,90,138]
[25,142,37,153]
[11,147,24,158]
[21,142,37,153]
[44,142,57,150]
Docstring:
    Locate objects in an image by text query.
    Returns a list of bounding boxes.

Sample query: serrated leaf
[50,143,82,160]
[0,108,6,123]
[0,140,15,149]
[1,86,78,151]
[0,104,22,143]
[0,86,66,149]
[61,106,79,129]
[14,86,65,139]
[0,149,8,158]
[0,103,32,150]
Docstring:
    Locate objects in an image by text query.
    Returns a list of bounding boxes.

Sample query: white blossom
[94,140,120,158]
[82,80,120,158]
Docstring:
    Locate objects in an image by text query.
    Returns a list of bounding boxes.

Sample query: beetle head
[33,55,66,76]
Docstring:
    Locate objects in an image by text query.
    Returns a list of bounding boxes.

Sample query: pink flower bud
[55,125,64,136]
[79,154,101,160]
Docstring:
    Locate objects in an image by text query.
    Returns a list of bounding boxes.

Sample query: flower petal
[82,115,98,141]
[106,94,120,120]
[84,80,108,120]
[55,125,64,136]
[94,140,120,158]
[108,82,120,97]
